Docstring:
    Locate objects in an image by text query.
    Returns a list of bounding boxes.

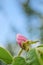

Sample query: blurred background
[0,0,43,65]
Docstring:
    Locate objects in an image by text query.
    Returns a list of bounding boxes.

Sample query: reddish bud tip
[16,34,28,47]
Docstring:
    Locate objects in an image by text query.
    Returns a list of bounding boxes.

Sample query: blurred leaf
[12,57,27,65]
[26,48,43,65]
[0,60,7,65]
[0,47,13,64]
[22,0,40,16]
[38,44,43,47]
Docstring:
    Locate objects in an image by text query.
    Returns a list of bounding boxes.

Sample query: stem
[18,49,23,56]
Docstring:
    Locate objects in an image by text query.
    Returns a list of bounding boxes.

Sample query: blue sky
[0,0,43,46]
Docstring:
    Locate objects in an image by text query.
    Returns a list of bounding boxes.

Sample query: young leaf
[26,48,43,65]
[12,57,27,65]
[0,47,13,64]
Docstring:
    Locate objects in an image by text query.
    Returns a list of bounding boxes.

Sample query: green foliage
[26,48,43,65]
[0,47,13,64]
[22,0,40,16]
[12,57,27,65]
[0,45,43,65]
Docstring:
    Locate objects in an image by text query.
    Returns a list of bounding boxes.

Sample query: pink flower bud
[16,34,28,47]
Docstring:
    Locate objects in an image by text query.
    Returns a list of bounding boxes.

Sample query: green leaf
[12,57,27,65]
[0,47,13,64]
[37,44,43,47]
[37,47,43,54]
[26,48,43,65]
[36,47,43,61]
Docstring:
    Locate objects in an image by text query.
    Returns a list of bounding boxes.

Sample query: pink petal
[16,34,27,46]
